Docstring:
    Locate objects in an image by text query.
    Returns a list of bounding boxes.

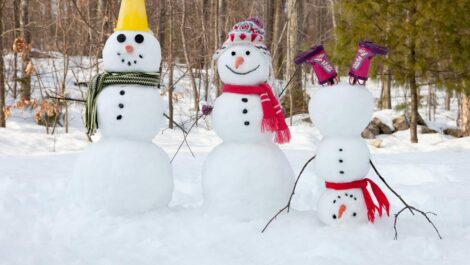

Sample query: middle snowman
[202,18,294,220]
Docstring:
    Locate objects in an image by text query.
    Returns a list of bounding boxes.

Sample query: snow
[1,55,470,264]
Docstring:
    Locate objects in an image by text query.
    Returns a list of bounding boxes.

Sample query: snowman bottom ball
[202,141,294,220]
[69,138,173,214]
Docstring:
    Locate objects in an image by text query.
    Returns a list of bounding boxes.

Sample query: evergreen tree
[332,0,470,142]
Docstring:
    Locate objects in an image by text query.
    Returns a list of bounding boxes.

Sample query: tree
[20,0,31,101]
[284,0,306,123]
[0,0,5,127]
[334,0,469,143]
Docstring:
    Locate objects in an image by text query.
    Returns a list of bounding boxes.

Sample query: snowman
[69,0,173,214]
[202,18,295,220]
[295,43,389,224]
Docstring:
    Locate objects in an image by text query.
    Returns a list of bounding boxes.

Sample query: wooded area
[0,0,469,142]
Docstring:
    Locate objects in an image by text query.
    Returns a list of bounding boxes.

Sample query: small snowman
[69,0,173,214]
[202,18,295,220]
[295,43,389,224]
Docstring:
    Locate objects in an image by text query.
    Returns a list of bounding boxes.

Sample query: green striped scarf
[85,72,161,136]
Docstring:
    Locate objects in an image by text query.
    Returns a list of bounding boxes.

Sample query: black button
[242,109,248,114]
[119,103,124,108]
[340,171,344,174]
[116,115,122,120]
[339,148,343,151]
[241,98,248,103]
[120,90,125,95]
[244,121,250,126]
[352,212,357,217]
[332,214,337,219]
[339,159,343,163]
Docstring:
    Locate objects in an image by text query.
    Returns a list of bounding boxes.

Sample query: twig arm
[261,155,316,233]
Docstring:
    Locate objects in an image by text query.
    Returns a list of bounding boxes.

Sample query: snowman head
[102,0,161,73]
[102,31,161,73]
[214,18,271,86]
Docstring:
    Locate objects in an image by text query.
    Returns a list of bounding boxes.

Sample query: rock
[371,117,395,134]
[371,139,383,148]
[361,128,376,139]
[393,116,410,131]
[421,126,438,134]
[366,121,381,135]
[444,128,463,138]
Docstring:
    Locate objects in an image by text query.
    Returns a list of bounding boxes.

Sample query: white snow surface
[0,58,469,264]
[1,118,469,265]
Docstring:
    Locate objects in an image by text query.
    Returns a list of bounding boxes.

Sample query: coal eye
[245,51,250,56]
[231,51,236,56]
[135,34,144,44]
[117,34,126,43]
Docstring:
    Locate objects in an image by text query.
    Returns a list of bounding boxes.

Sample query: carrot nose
[125,45,134,53]
[235,56,244,69]
[338,204,347,219]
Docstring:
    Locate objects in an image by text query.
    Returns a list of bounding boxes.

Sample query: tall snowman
[69,0,173,214]
[202,18,295,220]
[295,42,389,224]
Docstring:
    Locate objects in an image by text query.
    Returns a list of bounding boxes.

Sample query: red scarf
[325,178,390,223]
[223,83,291,144]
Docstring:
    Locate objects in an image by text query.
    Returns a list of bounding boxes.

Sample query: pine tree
[333,0,470,143]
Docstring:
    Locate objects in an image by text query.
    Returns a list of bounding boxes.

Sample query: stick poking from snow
[369,160,442,239]
[261,155,316,233]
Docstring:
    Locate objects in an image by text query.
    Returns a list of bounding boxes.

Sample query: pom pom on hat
[214,17,270,59]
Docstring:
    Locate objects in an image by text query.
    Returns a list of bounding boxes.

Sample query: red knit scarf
[325,178,390,223]
[223,83,291,144]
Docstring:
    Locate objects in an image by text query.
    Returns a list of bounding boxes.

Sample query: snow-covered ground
[0,55,469,264]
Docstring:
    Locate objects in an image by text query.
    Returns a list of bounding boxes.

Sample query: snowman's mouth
[225,65,260,75]
[117,52,144,67]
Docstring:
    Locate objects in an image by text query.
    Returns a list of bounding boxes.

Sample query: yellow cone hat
[115,0,150,32]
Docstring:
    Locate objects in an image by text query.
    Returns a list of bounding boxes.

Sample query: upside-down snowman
[295,42,389,224]
[69,0,173,214]
[202,18,294,220]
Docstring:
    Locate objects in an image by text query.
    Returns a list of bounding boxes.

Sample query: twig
[170,114,206,163]
[370,160,414,215]
[370,160,442,240]
[278,65,302,98]
[262,155,316,233]
[394,206,442,240]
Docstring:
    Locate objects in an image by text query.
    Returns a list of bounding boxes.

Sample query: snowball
[313,136,370,182]
[309,83,374,136]
[69,138,173,214]
[102,31,161,73]
[217,45,271,86]
[317,189,367,225]
[212,92,273,142]
[202,141,294,220]
[96,85,165,141]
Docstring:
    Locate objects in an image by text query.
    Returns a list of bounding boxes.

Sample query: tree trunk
[214,0,226,97]
[408,3,418,143]
[445,90,451,111]
[380,66,392,109]
[180,1,199,117]
[409,73,419,143]
[157,0,166,75]
[20,0,31,101]
[12,0,20,99]
[264,0,274,49]
[285,0,305,124]
[460,91,470,137]
[167,0,174,129]
[0,0,6,127]
[272,0,285,79]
